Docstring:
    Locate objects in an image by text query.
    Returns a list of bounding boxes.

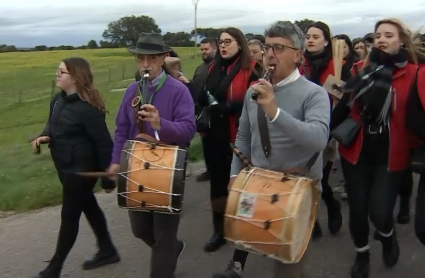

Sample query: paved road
[0,171,424,278]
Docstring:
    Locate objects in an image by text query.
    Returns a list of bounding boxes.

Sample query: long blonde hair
[363,18,425,66]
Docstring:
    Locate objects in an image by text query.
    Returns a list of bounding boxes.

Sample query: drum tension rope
[264,220,271,230]
[141,201,147,207]
[271,194,279,203]
[138,185,144,192]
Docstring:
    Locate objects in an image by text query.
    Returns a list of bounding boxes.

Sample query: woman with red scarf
[197,27,260,253]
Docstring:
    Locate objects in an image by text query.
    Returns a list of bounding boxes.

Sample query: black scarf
[345,47,409,125]
[205,52,241,103]
[304,46,333,85]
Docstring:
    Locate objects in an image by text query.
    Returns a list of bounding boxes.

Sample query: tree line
[1,16,317,53]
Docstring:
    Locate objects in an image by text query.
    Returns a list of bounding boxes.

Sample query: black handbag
[331,116,362,147]
[195,104,210,133]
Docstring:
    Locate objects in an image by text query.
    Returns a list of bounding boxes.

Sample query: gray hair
[247,39,263,47]
[264,21,305,50]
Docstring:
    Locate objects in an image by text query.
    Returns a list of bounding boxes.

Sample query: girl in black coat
[31,57,119,278]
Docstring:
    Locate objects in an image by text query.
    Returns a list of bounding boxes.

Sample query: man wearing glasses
[108,33,196,278]
[212,21,330,278]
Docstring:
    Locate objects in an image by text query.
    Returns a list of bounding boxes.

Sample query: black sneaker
[375,230,400,267]
[211,261,243,278]
[204,233,226,252]
[82,248,121,270]
[350,251,370,278]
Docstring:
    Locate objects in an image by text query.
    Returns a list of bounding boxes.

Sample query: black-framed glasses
[263,44,299,54]
[218,39,235,46]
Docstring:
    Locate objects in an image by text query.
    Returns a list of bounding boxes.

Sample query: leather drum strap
[135,133,165,145]
[257,105,271,158]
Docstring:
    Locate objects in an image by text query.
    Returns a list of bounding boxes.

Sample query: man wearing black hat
[135,44,178,81]
[108,33,196,278]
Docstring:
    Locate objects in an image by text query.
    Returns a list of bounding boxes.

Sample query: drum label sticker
[236,192,257,218]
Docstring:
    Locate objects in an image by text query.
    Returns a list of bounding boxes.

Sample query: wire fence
[0,62,138,108]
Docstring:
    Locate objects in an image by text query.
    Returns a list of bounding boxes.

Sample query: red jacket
[339,63,422,171]
[350,60,365,75]
[299,59,346,85]
[208,59,256,143]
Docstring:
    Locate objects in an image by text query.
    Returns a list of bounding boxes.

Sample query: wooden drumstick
[230,144,252,167]
[75,171,116,177]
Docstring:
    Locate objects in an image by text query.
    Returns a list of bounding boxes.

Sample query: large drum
[117,140,187,213]
[224,167,320,264]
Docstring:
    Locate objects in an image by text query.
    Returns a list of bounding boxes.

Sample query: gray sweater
[230,75,330,180]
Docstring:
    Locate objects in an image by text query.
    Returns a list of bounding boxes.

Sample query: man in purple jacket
[107,33,196,278]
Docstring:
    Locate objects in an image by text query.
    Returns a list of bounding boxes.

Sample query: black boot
[397,198,410,224]
[375,229,400,267]
[351,251,370,278]
[327,199,343,234]
[82,240,120,270]
[33,257,62,278]
[204,213,226,252]
[312,220,323,240]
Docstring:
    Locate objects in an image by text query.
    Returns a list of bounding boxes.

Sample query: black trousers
[399,169,413,200]
[415,174,425,245]
[201,135,211,173]
[129,211,180,278]
[202,133,232,201]
[341,154,402,248]
[51,173,112,265]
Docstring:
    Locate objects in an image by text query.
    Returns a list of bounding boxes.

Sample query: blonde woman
[331,18,425,278]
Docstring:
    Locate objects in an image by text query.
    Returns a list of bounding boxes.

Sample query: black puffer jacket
[40,91,114,189]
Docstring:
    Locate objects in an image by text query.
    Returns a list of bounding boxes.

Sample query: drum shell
[117,140,187,213]
[224,167,320,263]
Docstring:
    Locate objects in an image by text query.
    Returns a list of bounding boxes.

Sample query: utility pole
[192,0,199,57]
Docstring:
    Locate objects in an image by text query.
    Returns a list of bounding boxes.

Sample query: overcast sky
[1,0,424,47]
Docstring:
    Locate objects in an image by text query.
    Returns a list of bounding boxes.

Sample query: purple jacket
[111,73,196,164]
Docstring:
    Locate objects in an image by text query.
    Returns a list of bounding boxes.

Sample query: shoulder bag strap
[257,105,271,158]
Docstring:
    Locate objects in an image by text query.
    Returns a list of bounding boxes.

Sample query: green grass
[0,47,203,212]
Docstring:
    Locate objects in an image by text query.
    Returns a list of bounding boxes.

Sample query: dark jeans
[129,211,180,278]
[415,174,425,245]
[341,156,402,248]
[52,173,112,265]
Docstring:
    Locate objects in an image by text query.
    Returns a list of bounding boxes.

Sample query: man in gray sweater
[212,21,330,278]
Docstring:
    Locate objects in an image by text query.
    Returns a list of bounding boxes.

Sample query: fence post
[109,68,111,82]
[51,80,56,98]
[122,64,125,79]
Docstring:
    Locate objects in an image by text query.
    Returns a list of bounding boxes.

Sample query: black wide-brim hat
[127,32,168,55]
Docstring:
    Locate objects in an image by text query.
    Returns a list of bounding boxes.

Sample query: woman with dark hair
[331,18,425,278]
[352,38,368,61]
[300,21,350,239]
[333,34,360,71]
[30,57,120,278]
[197,27,259,253]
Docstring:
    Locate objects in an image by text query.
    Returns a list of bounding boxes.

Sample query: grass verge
[0,47,203,212]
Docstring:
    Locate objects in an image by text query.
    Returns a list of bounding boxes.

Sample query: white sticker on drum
[236,192,257,218]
